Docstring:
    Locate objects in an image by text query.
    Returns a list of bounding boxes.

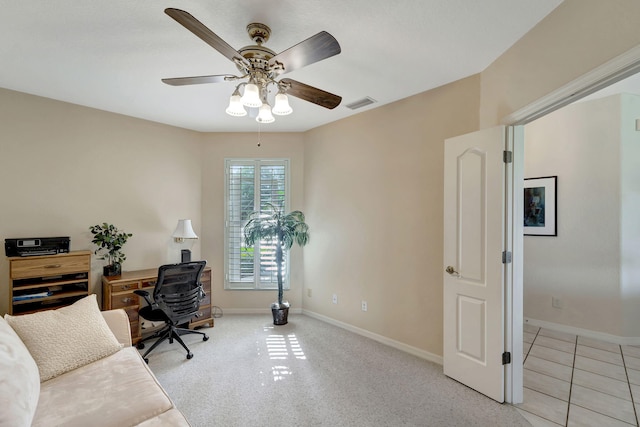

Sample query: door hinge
[503,150,513,163]
[502,251,512,264]
[502,352,511,365]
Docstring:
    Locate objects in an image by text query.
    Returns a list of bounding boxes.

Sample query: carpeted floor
[143,314,530,427]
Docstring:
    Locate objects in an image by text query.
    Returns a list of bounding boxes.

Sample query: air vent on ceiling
[345,97,377,110]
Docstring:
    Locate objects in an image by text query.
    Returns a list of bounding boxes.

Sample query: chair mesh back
[154,261,206,325]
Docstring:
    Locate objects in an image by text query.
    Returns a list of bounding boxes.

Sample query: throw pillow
[4,294,122,382]
[0,316,40,427]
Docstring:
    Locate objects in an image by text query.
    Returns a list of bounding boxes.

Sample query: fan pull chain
[257,122,262,147]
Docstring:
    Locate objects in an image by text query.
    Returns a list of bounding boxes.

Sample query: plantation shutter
[258,163,287,284]
[227,162,255,286]
[225,159,289,289]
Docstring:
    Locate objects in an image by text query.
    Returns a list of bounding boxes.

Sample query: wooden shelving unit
[8,250,91,315]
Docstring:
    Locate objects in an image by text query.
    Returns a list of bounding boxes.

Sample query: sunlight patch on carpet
[265,333,306,361]
[271,366,291,382]
[260,332,307,382]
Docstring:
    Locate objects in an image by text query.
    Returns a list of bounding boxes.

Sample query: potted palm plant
[243,203,309,325]
[89,223,133,277]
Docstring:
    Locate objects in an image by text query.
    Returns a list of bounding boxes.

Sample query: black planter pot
[103,263,122,277]
[272,306,289,325]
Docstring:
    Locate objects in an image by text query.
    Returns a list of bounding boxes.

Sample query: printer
[5,237,70,257]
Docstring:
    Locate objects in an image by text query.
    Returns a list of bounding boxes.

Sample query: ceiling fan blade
[269,31,341,75]
[164,8,248,67]
[162,75,237,86]
[280,78,341,109]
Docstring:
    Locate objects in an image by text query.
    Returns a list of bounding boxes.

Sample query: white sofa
[0,295,190,427]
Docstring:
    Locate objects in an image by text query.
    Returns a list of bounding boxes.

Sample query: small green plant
[243,203,309,308]
[89,223,132,266]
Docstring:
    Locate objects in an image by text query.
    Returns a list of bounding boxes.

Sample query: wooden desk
[102,266,213,344]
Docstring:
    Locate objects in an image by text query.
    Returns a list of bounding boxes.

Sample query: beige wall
[302,76,480,356]
[0,88,203,315]
[1,0,640,356]
[200,132,306,312]
[299,0,640,355]
[481,0,640,127]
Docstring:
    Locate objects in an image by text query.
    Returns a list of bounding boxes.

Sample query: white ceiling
[0,0,563,132]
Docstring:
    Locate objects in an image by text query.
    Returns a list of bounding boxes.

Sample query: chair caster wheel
[137,343,145,350]
[186,353,193,360]
[144,358,149,364]
[203,335,209,341]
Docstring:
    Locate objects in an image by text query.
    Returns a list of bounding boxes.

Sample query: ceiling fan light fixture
[272,92,293,116]
[241,83,262,108]
[161,10,343,124]
[256,103,275,123]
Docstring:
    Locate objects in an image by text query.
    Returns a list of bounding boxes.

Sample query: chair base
[137,324,208,363]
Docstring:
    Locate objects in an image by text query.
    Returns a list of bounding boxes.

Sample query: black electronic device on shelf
[5,237,70,257]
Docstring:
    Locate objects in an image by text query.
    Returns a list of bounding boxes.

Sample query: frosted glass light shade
[172,219,198,243]
[241,83,262,108]
[272,93,293,116]
[256,103,275,123]
[225,94,247,116]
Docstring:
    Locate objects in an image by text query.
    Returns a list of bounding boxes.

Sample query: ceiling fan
[161,8,342,123]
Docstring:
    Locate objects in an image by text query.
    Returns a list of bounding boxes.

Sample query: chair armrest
[134,289,154,307]
[101,309,132,347]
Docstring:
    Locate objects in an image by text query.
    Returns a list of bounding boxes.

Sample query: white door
[443,126,509,402]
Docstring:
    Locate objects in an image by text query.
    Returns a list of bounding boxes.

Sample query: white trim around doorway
[500,42,640,404]
[504,44,640,126]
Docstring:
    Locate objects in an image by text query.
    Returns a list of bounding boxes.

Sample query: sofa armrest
[101,309,132,347]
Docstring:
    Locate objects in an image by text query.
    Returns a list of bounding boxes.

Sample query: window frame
[224,158,291,290]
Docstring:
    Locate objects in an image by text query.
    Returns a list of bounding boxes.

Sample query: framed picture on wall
[524,176,557,236]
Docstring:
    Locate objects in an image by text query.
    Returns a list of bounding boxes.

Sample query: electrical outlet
[361,300,368,312]
[552,297,563,309]
[307,288,312,297]
[332,294,338,304]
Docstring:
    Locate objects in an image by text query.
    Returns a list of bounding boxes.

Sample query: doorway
[507,45,640,412]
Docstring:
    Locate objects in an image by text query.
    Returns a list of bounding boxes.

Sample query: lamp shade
[256,103,275,123]
[241,83,262,108]
[172,219,198,242]
[272,93,293,116]
[225,94,247,116]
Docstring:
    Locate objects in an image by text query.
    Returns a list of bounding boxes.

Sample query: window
[225,159,290,290]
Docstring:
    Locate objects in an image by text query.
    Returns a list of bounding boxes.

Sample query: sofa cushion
[0,316,40,427]
[32,347,176,427]
[4,294,122,382]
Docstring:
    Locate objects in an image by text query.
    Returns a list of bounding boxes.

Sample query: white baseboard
[525,317,640,346]
[302,309,443,365]
[221,308,303,315]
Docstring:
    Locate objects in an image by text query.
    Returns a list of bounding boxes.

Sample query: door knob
[445,266,459,276]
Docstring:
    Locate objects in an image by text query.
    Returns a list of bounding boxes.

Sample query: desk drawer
[141,278,157,288]
[11,254,90,279]
[111,292,139,309]
[111,281,140,293]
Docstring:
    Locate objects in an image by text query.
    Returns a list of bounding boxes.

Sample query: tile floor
[516,324,640,426]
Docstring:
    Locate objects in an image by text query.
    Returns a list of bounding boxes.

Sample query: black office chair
[134,261,209,363]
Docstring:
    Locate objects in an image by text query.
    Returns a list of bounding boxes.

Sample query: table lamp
[172,219,198,262]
